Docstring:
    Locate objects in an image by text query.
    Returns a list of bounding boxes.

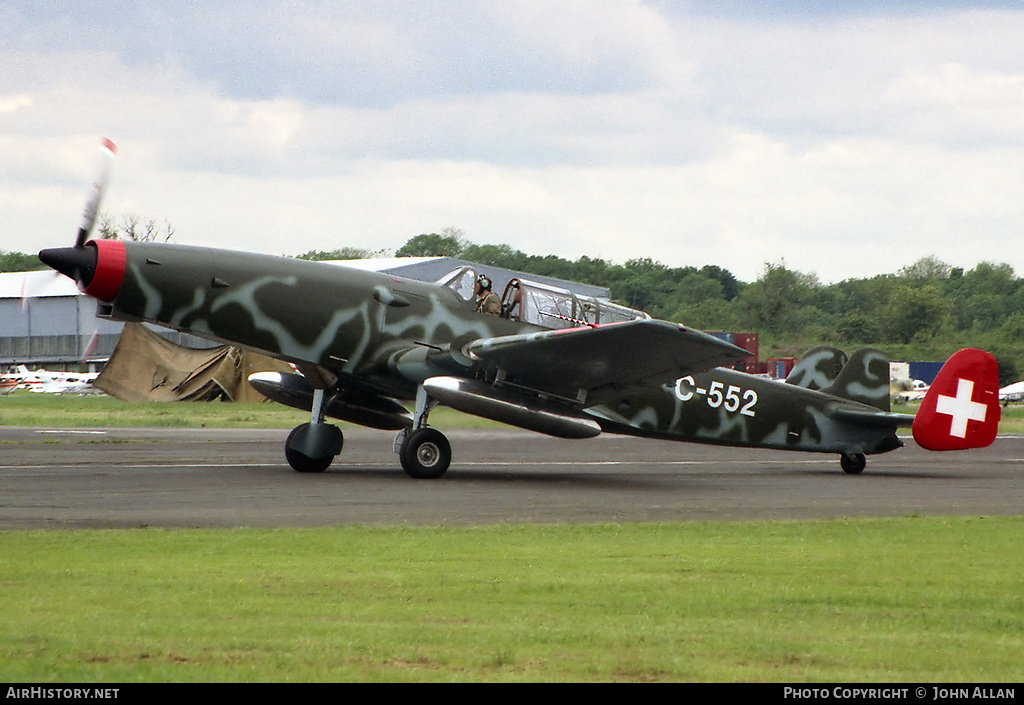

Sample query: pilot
[475,274,501,315]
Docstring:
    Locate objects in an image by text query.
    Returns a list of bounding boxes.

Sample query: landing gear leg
[285,388,343,473]
[840,452,866,475]
[396,386,451,479]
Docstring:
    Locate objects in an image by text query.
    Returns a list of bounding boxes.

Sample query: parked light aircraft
[999,381,1024,403]
[9,366,99,395]
[0,372,21,395]
[38,141,1002,477]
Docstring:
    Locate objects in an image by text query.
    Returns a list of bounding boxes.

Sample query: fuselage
[95,241,533,397]
[588,367,903,456]
[46,240,903,457]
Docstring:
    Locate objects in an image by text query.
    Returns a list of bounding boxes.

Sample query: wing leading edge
[466,319,751,402]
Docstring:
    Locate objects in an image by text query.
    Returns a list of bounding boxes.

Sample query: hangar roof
[325,256,611,300]
[2,256,611,302]
[0,270,81,299]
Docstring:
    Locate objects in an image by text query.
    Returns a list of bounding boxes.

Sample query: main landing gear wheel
[285,423,340,473]
[400,428,452,479]
[840,452,866,475]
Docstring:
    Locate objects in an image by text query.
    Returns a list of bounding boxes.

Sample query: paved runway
[1,426,1022,528]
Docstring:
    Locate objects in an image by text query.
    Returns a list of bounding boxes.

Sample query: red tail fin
[912,348,1000,451]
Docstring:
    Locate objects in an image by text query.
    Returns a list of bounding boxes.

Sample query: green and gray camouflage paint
[101,242,906,458]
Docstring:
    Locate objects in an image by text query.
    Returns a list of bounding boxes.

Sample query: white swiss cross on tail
[913,348,1001,451]
[935,378,987,438]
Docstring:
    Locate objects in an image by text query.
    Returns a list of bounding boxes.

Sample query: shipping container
[908,361,945,385]
[732,332,759,359]
[703,331,759,373]
[766,357,797,379]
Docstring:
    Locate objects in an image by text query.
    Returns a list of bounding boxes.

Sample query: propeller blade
[81,328,100,362]
[75,138,117,249]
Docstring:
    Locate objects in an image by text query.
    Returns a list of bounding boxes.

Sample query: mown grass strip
[3,391,1024,433]
[1,517,1021,682]
[0,392,499,430]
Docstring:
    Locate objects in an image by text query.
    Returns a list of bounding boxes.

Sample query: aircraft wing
[466,319,750,402]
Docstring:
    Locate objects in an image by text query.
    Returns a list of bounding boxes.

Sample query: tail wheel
[840,453,866,475]
[400,428,451,479]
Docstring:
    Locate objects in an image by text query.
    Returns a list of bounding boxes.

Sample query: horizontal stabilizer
[830,407,914,429]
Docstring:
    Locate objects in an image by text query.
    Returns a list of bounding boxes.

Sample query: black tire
[840,452,866,475]
[285,424,335,473]
[400,428,451,479]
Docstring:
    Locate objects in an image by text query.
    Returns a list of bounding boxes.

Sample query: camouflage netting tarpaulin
[95,323,292,402]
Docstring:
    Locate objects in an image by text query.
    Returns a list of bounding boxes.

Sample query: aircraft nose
[39,246,97,285]
[39,240,127,302]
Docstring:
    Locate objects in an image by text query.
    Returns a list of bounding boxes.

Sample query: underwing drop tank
[248,371,412,431]
[423,376,601,439]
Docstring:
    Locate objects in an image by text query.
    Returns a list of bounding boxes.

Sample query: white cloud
[0,94,32,113]
[3,2,1024,285]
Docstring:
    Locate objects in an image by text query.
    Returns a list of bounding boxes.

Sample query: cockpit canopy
[437,266,478,303]
[500,277,649,329]
[437,266,649,330]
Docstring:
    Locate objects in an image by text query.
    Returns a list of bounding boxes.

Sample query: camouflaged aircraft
[39,141,1002,478]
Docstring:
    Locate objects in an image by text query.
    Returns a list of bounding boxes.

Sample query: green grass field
[0,392,504,430]
[3,390,1024,432]
[1,518,1022,682]
[2,393,1022,682]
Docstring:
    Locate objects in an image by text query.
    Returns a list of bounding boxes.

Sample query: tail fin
[912,348,1000,451]
[822,347,891,411]
[786,346,849,390]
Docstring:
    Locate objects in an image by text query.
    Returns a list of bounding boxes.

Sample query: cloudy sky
[2,1,1023,284]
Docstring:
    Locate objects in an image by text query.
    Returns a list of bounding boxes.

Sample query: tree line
[304,231,1023,381]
